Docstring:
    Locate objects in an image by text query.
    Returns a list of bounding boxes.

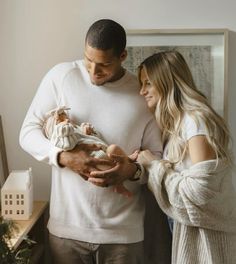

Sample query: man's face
[84,43,127,86]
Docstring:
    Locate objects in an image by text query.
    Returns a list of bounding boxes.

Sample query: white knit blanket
[148,159,236,233]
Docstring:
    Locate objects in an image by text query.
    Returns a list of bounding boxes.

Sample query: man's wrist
[129,162,142,181]
[57,151,66,168]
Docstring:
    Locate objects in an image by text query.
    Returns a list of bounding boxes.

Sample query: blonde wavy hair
[138,50,232,165]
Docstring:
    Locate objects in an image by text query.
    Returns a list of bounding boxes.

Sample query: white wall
[1,0,236,200]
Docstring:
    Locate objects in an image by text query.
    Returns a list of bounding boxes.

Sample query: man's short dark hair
[85,19,126,57]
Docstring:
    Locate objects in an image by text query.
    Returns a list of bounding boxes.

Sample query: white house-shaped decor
[1,168,33,220]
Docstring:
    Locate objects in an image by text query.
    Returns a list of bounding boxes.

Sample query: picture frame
[124,29,228,118]
[0,115,9,188]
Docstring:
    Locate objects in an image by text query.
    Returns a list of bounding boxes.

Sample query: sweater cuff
[149,160,161,171]
[148,160,162,182]
[48,146,64,167]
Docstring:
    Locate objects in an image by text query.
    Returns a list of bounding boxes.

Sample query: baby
[43,106,133,197]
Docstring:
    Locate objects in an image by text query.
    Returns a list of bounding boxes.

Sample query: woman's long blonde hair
[138,51,231,164]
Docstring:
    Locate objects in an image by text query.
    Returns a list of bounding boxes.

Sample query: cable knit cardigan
[148,159,236,263]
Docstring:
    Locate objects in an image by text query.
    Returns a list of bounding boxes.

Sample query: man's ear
[120,50,127,62]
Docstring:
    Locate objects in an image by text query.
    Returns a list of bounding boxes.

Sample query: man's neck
[108,67,126,83]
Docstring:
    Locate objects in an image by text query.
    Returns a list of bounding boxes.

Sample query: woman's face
[139,68,159,109]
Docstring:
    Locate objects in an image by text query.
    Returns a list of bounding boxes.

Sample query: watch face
[136,169,142,178]
[132,163,142,181]
[129,162,142,181]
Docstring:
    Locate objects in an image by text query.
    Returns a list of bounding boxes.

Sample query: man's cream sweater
[19,60,162,244]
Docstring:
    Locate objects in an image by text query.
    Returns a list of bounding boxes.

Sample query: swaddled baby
[43,106,133,197]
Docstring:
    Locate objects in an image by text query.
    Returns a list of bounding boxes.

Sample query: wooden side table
[9,201,49,264]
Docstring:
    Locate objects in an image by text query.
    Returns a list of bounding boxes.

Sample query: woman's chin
[147,105,156,113]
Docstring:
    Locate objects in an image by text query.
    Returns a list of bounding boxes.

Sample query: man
[19,19,164,264]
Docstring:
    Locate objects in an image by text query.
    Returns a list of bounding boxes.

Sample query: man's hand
[58,144,114,180]
[88,153,137,187]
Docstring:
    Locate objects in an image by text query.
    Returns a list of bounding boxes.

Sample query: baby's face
[57,112,69,124]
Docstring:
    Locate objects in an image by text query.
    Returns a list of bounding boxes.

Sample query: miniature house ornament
[1,168,33,220]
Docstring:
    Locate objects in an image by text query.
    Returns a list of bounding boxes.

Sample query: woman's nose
[140,86,147,96]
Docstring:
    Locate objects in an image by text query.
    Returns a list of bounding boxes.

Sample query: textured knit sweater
[148,159,236,263]
[19,60,162,244]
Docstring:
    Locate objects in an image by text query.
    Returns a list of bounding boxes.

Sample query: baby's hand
[81,123,96,135]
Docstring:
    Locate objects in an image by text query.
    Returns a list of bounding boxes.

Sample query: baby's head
[43,106,70,138]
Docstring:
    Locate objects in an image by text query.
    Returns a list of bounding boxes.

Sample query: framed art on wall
[124,29,228,118]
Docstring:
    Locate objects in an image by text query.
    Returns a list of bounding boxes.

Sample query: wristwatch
[130,162,142,181]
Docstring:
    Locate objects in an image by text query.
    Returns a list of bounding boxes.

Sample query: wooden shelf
[9,201,48,250]
[1,201,49,263]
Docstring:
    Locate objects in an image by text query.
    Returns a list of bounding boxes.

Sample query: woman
[137,50,236,263]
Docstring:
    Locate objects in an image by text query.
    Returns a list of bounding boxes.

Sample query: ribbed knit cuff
[48,146,64,167]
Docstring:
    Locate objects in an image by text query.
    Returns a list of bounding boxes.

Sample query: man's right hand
[58,144,115,180]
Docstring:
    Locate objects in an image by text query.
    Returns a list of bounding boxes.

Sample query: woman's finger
[128,150,139,161]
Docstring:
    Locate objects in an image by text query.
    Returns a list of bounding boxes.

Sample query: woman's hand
[137,150,158,167]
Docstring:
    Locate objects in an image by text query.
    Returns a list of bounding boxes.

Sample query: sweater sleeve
[141,117,162,158]
[137,117,163,184]
[19,64,67,167]
[147,159,225,226]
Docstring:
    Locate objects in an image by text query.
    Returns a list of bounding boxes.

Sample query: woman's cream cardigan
[148,159,236,264]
